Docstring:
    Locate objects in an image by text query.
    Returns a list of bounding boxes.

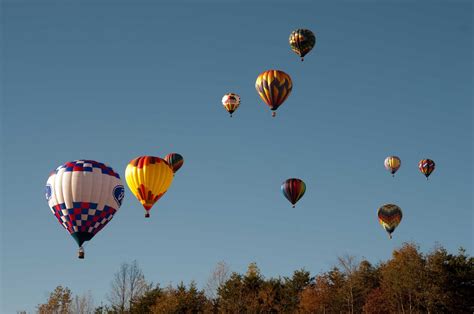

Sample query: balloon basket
[78,247,85,259]
[272,112,276,117]
[292,205,295,208]
[145,212,150,218]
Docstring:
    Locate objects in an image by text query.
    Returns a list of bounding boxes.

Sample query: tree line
[32,242,473,313]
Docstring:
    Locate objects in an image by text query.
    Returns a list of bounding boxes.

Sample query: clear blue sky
[1,0,472,312]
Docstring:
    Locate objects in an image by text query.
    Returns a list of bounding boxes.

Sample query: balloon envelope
[45,160,124,253]
[289,29,316,61]
[281,178,306,207]
[222,93,240,117]
[377,204,402,239]
[255,70,292,116]
[418,159,435,179]
[125,156,173,217]
[384,156,401,176]
[164,153,184,173]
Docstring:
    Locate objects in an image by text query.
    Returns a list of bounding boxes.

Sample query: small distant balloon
[418,159,435,179]
[384,156,401,177]
[164,153,184,174]
[377,204,403,239]
[281,178,306,208]
[289,29,316,61]
[255,70,293,117]
[222,93,240,117]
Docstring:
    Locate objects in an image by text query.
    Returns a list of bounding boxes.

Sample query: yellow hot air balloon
[125,156,173,218]
[255,70,292,117]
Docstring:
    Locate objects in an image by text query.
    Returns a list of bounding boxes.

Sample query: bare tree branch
[107,260,148,313]
[205,261,230,300]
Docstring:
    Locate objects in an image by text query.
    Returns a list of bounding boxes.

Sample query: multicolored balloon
[289,29,316,61]
[125,156,173,218]
[281,178,306,208]
[222,93,240,117]
[255,70,293,117]
[164,153,184,174]
[384,156,401,177]
[377,204,402,239]
[418,159,435,179]
[45,160,124,259]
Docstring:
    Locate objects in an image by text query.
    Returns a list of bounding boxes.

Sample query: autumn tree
[150,281,212,313]
[424,246,474,312]
[299,267,350,313]
[352,259,379,312]
[37,285,72,314]
[362,287,390,314]
[216,272,245,313]
[280,269,312,312]
[379,243,427,313]
[129,285,162,314]
[242,262,264,312]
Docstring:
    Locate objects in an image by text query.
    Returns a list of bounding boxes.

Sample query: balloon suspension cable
[272,112,276,118]
[78,246,85,259]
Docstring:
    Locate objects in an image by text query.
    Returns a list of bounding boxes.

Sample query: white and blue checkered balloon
[45,160,124,257]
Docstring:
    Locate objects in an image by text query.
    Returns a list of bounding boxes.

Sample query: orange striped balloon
[255,70,292,117]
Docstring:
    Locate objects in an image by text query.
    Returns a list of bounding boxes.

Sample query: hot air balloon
[289,29,316,61]
[45,160,124,259]
[164,153,184,174]
[418,159,435,179]
[377,204,402,239]
[281,178,306,208]
[125,156,173,218]
[255,70,292,117]
[384,156,401,177]
[222,93,240,117]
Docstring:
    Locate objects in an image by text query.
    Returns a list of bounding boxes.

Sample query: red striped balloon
[164,153,184,174]
[281,178,306,208]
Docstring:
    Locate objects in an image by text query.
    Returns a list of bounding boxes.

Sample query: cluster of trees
[34,242,473,313]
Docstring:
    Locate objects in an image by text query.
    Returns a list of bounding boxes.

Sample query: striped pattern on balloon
[281,178,306,208]
[164,153,184,174]
[255,70,292,117]
[377,204,403,239]
[384,156,401,177]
